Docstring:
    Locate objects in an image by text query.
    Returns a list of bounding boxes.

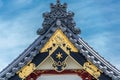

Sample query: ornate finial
[37,0,81,35]
[57,0,60,4]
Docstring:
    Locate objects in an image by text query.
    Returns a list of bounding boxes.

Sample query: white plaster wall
[36,74,82,80]
[36,56,83,70]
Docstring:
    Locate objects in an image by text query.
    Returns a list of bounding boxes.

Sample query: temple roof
[37,0,80,35]
[0,0,120,80]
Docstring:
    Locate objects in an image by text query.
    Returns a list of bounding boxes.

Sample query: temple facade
[0,0,120,80]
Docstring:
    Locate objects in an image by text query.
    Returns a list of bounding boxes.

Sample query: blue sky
[0,0,120,73]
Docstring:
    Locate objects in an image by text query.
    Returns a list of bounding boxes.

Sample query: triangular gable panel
[37,29,82,70]
[36,56,83,70]
[16,28,83,79]
[9,28,108,80]
[15,28,98,80]
[40,29,78,54]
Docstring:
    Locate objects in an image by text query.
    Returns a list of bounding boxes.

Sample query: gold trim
[17,62,36,79]
[40,29,78,54]
[83,62,101,79]
[50,56,69,73]
[56,52,63,60]
[37,29,79,72]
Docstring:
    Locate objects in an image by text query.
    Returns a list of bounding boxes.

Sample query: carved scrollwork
[37,0,81,35]
[83,62,101,79]
[17,63,36,79]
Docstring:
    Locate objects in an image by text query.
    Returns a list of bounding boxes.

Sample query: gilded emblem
[40,29,78,72]
[83,62,101,79]
[17,63,36,79]
[56,52,63,60]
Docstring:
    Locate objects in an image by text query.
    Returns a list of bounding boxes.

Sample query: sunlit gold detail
[40,29,78,55]
[56,52,63,60]
[38,29,78,72]
[17,63,36,79]
[83,62,101,79]
[50,56,68,72]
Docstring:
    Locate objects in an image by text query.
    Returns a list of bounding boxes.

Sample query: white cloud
[86,32,109,54]
[0,19,35,71]
[85,32,120,70]
[0,0,119,72]
[0,2,45,47]
[0,3,46,71]
[0,60,9,71]
[0,19,36,50]
[116,64,120,70]
[70,0,120,29]
[12,0,33,6]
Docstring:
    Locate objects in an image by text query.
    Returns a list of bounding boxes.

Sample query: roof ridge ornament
[37,0,81,35]
[50,0,67,11]
[56,0,60,5]
[56,19,61,26]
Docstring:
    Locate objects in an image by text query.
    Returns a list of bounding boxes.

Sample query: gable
[0,0,120,80]
[36,56,83,70]
[17,28,101,79]
[40,29,78,54]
